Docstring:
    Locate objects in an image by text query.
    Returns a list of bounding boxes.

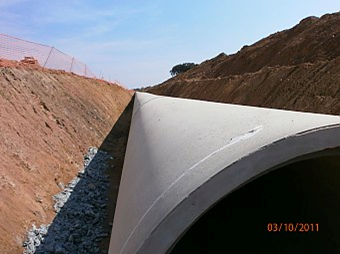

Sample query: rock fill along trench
[23,147,112,254]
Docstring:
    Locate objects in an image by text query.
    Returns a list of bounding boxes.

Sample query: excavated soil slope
[0,65,132,253]
[147,12,340,115]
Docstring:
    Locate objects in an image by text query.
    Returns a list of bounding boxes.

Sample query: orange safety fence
[0,33,127,89]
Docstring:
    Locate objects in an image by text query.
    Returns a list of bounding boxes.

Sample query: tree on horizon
[170,63,197,76]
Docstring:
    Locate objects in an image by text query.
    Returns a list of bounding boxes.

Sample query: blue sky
[1,1,340,88]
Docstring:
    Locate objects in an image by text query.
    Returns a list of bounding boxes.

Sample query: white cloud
[29,1,155,26]
[0,1,34,36]
[85,39,166,52]
[0,0,28,8]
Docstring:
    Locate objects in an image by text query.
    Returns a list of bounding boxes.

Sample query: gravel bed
[23,147,112,254]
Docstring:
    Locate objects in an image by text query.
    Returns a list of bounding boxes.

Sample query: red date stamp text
[267,223,319,232]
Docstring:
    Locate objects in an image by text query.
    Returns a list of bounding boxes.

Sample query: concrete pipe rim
[135,125,340,253]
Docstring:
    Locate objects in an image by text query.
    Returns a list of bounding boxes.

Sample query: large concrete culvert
[109,92,340,254]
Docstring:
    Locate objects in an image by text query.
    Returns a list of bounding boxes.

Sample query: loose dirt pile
[0,58,42,69]
[0,64,132,253]
[146,12,340,115]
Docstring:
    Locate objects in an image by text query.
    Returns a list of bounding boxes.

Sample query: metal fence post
[44,46,54,68]
[70,57,74,72]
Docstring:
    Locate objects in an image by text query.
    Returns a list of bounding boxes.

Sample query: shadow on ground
[32,96,134,254]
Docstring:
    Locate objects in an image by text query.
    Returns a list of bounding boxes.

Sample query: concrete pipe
[109,92,340,253]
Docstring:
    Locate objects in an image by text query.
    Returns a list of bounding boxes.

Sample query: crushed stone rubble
[23,147,113,254]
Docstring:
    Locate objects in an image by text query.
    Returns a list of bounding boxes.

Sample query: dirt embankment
[149,59,340,115]
[146,12,340,115]
[0,66,132,253]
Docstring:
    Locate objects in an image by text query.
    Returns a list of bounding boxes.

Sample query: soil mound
[146,12,340,115]
[0,64,132,253]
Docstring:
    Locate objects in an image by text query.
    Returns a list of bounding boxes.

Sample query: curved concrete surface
[109,92,340,254]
